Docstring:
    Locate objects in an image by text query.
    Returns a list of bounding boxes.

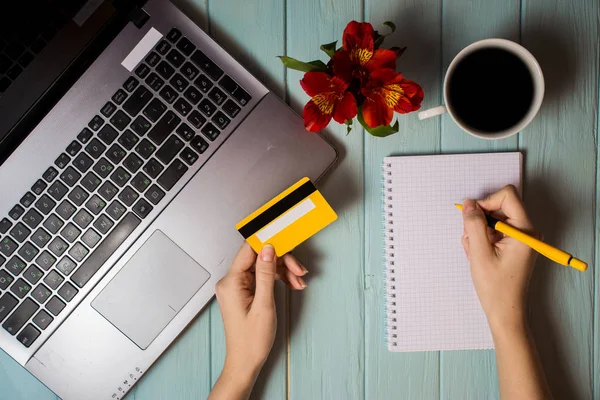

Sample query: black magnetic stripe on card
[238,180,317,239]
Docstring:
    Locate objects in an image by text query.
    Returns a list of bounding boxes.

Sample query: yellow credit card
[236,177,337,256]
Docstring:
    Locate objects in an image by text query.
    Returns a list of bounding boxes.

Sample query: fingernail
[298,277,307,289]
[463,199,476,214]
[301,265,309,274]
[261,244,275,262]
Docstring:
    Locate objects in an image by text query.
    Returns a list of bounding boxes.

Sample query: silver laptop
[0,0,336,398]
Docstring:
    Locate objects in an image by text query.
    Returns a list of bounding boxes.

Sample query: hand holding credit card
[236,178,337,256]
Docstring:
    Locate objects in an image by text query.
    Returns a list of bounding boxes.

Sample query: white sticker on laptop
[121,27,163,72]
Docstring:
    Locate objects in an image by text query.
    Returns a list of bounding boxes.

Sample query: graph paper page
[384,153,522,352]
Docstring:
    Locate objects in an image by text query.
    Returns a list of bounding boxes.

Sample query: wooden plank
[440,0,520,154]
[363,0,442,398]
[439,0,520,398]
[286,1,364,399]
[0,351,58,400]
[521,0,598,398]
[206,0,287,398]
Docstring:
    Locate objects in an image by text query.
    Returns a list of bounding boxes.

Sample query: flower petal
[303,100,333,132]
[342,21,375,53]
[300,72,333,97]
[331,50,354,83]
[365,49,397,71]
[393,95,417,114]
[332,92,358,124]
[362,93,394,128]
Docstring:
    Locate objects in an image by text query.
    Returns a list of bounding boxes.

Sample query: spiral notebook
[383,152,522,352]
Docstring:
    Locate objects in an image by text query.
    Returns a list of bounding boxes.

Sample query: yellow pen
[455,204,587,272]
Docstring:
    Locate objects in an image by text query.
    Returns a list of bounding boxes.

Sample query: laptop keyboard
[0,28,251,348]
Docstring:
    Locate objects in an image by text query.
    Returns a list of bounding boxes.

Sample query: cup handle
[418,105,448,120]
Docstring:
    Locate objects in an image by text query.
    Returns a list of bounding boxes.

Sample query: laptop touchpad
[91,230,210,349]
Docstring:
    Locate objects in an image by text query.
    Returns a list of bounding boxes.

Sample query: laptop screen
[0,0,136,165]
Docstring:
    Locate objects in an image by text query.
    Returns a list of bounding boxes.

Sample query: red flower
[300,72,358,132]
[332,21,397,80]
[361,69,424,128]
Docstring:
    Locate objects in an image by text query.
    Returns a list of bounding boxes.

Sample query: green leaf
[390,46,407,58]
[320,41,338,58]
[277,56,328,72]
[345,119,353,135]
[382,21,396,33]
[357,108,399,137]
[373,21,397,48]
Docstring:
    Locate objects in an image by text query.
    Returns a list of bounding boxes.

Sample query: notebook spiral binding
[383,162,398,348]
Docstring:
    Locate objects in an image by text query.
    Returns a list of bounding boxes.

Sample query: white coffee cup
[418,38,545,140]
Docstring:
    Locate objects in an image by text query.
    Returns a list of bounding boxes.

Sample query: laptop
[0,0,337,398]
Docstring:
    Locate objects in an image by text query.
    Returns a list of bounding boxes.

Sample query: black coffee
[447,47,534,133]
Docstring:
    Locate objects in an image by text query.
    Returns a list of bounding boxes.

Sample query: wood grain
[521,0,598,398]
[286,1,365,399]
[363,0,442,398]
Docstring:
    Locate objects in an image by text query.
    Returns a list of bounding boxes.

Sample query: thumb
[253,244,277,308]
[462,199,494,262]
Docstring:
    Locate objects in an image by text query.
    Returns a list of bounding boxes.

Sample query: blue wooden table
[1,0,599,398]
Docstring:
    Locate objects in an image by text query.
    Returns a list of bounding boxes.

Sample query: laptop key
[123,85,152,117]
[33,310,53,329]
[191,50,224,80]
[100,101,117,118]
[35,250,56,271]
[0,293,18,322]
[72,152,94,172]
[7,65,23,80]
[71,212,141,288]
[146,72,165,91]
[9,222,31,243]
[88,115,104,131]
[60,166,81,187]
[18,242,39,262]
[176,37,196,56]
[98,181,118,201]
[166,49,185,68]
[17,324,40,347]
[181,62,199,80]
[66,141,82,157]
[54,153,71,169]
[158,159,188,191]
[112,89,128,105]
[45,296,66,316]
[69,242,89,262]
[60,223,81,243]
[56,257,77,276]
[23,208,44,229]
[156,61,175,80]
[177,122,196,141]
[156,136,184,164]
[0,270,13,290]
[118,187,139,207]
[212,111,231,130]
[31,180,47,196]
[131,173,151,193]
[194,74,213,93]
[47,181,68,201]
[106,201,126,221]
[118,130,139,150]
[222,99,241,118]
[156,40,171,55]
[166,28,182,43]
[0,237,18,257]
[130,115,151,136]
[56,200,76,220]
[43,214,64,235]
[219,75,239,95]
[3,298,37,334]
[159,85,178,104]
[5,256,26,274]
[98,124,119,145]
[77,128,93,144]
[148,111,180,145]
[31,228,51,248]
[10,279,32,299]
[170,73,189,92]
[58,282,78,302]
[81,172,102,192]
[145,185,165,205]
[183,86,202,105]
[23,265,43,285]
[180,147,199,165]
[85,138,107,159]
[208,87,226,106]
[110,110,131,131]
[135,63,150,79]
[81,229,101,248]
[123,76,139,92]
[145,52,160,67]
[8,205,24,221]
[174,98,192,116]
[42,167,58,182]
[0,77,10,93]
[0,218,12,234]
[143,98,167,122]
[110,167,132,188]
[32,283,52,304]
[136,139,157,160]
[85,195,106,215]
[123,153,144,173]
[133,198,153,219]
[201,123,220,141]
[142,158,164,179]
[198,98,217,117]
[73,210,93,229]
[232,87,251,106]
[106,144,127,164]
